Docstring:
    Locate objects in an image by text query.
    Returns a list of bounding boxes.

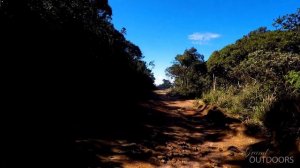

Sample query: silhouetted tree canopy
[1,0,155,104]
[1,1,155,167]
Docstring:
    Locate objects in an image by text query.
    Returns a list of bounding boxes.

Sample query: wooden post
[213,74,216,91]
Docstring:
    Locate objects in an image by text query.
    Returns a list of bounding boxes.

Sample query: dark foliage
[157,79,172,89]
[1,1,154,167]
[263,96,300,155]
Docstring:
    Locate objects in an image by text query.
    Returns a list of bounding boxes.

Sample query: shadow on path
[72,90,255,168]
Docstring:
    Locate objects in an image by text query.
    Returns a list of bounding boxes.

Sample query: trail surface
[76,90,262,168]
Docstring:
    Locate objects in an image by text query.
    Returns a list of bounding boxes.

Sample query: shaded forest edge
[1,1,155,167]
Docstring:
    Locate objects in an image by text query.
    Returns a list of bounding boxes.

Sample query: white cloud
[188,32,220,45]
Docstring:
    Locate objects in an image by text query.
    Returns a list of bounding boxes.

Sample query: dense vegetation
[1,1,154,167]
[1,0,155,114]
[167,9,300,125]
[165,10,300,157]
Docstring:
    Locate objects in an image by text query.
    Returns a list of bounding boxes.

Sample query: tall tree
[166,47,207,97]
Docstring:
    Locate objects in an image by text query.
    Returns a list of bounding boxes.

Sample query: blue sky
[109,0,300,85]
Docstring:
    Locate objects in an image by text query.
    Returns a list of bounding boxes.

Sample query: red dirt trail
[76,90,263,168]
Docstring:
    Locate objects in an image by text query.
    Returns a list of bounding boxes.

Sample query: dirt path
[76,90,263,168]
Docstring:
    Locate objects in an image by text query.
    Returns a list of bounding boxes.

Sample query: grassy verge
[201,83,275,126]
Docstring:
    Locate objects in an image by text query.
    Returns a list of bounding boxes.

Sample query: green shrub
[202,83,275,125]
[285,70,300,95]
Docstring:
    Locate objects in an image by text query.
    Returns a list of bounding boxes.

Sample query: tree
[207,30,300,88]
[158,79,172,89]
[273,8,300,31]
[166,47,207,97]
[1,1,156,166]
[1,0,155,99]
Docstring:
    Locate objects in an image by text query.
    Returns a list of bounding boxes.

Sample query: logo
[246,148,294,164]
